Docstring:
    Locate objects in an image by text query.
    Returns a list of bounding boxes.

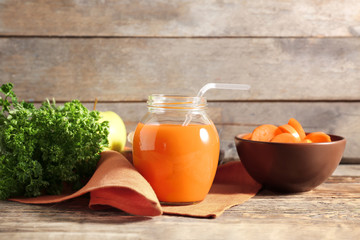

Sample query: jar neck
[147,94,207,112]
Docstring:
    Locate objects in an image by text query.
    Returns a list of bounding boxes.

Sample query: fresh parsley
[0,83,109,199]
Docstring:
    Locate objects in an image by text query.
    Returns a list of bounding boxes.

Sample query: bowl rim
[235,133,346,145]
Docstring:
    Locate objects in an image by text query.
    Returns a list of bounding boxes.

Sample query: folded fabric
[10,150,261,218]
[10,151,162,216]
[163,160,262,218]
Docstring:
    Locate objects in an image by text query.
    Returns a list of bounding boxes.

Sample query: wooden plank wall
[0,0,359,162]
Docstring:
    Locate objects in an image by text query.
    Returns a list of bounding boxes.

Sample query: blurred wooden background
[0,0,359,162]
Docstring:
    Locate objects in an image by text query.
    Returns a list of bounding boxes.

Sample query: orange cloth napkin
[10,151,261,218]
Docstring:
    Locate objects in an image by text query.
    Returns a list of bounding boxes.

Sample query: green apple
[99,111,127,152]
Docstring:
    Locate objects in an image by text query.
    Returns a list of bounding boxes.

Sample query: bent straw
[196,83,250,98]
[182,83,251,126]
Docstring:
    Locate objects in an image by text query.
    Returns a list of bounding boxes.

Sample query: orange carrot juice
[133,123,220,204]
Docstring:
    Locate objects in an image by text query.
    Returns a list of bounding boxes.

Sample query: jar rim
[147,94,207,110]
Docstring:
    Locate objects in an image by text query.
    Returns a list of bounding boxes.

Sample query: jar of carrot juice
[133,94,220,205]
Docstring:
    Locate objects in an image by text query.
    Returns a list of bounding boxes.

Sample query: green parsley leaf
[0,83,109,199]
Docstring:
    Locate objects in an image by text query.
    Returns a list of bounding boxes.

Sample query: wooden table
[0,164,359,240]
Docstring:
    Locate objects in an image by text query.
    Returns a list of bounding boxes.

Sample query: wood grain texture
[1,0,360,37]
[0,165,359,240]
[1,37,360,101]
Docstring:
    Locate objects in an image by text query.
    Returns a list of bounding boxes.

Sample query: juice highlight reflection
[133,123,220,203]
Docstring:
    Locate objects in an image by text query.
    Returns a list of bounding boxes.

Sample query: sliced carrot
[274,127,283,136]
[277,124,301,142]
[288,118,306,140]
[305,132,331,143]
[247,119,331,144]
[241,133,252,140]
[270,133,299,143]
[251,124,278,142]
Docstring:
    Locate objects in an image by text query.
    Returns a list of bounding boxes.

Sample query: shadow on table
[255,188,308,197]
[35,196,153,224]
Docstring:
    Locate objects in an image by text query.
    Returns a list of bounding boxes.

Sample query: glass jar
[132,94,220,205]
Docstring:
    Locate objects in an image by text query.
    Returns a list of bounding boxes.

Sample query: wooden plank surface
[1,37,360,101]
[0,1,359,163]
[1,0,360,37]
[0,165,359,240]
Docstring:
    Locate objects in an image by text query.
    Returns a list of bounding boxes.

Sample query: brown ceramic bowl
[234,133,346,192]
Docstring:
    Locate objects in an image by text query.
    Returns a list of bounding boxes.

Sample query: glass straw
[196,83,250,98]
[182,83,251,126]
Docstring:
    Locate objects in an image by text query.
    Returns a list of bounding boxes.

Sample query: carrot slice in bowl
[288,118,306,140]
[251,124,278,142]
[270,133,299,143]
[276,124,301,142]
[305,132,331,143]
[241,133,252,140]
